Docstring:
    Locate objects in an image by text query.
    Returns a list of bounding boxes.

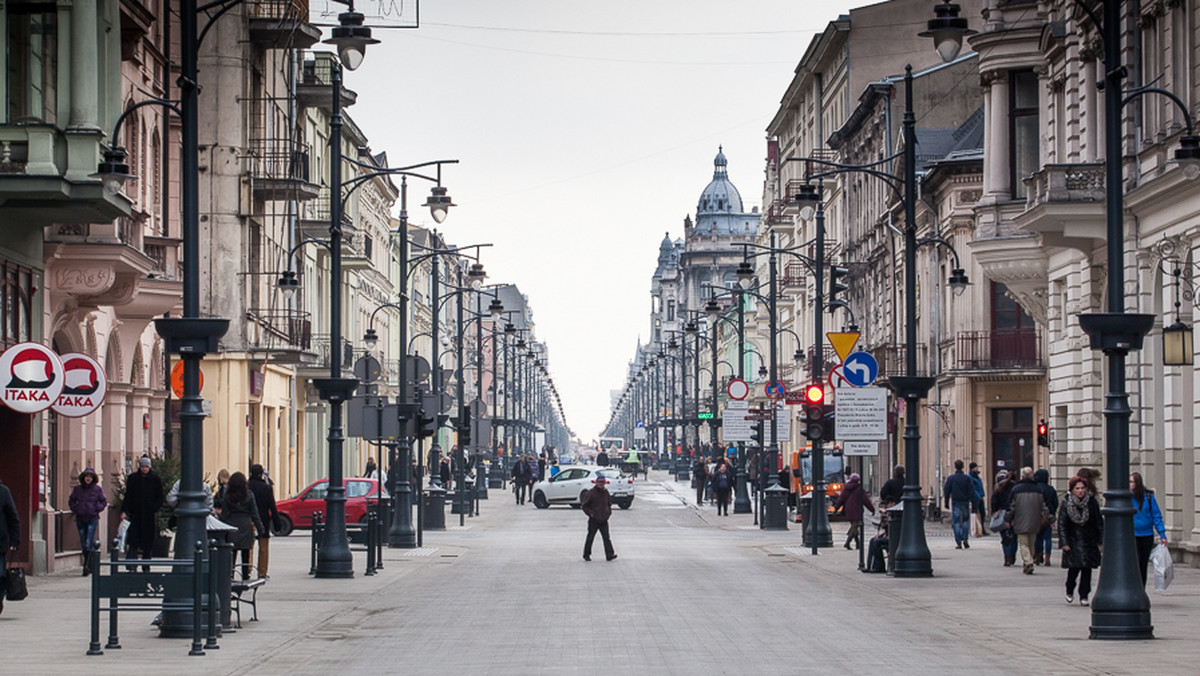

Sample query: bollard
[365,510,376,575]
[190,541,205,656]
[309,512,323,575]
[205,540,220,650]
[886,503,904,574]
[424,485,446,530]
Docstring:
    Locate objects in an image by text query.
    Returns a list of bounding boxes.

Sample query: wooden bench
[229,577,266,628]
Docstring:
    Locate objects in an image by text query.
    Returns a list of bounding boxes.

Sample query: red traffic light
[805,384,824,405]
[1037,423,1047,435]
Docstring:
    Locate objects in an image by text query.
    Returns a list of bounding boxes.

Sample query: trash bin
[206,515,237,629]
[424,485,446,530]
[886,503,904,574]
[763,481,789,530]
[676,465,690,483]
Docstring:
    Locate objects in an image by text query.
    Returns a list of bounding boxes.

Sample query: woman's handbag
[988,509,1007,531]
[5,566,28,601]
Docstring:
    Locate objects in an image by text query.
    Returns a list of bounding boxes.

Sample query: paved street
[4,470,1197,675]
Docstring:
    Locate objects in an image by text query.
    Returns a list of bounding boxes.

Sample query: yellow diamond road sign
[827,332,861,363]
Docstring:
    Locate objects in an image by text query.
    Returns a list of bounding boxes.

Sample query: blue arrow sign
[842,351,878,387]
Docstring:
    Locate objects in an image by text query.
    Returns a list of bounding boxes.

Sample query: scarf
[1065,492,1090,525]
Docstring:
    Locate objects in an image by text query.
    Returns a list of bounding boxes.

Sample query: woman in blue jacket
[1130,471,1167,586]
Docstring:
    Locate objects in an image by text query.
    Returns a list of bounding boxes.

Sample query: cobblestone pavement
[4,470,1196,675]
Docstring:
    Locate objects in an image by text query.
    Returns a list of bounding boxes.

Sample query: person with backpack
[712,462,734,516]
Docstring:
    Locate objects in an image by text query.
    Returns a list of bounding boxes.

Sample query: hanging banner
[52,353,108,418]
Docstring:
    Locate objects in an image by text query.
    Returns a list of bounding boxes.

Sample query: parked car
[531,465,634,510]
[275,478,388,536]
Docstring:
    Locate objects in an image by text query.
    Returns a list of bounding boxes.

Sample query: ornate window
[5,3,58,123]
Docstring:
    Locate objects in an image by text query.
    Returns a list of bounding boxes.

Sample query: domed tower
[696,146,744,218]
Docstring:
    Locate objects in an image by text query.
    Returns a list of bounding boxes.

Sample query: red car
[275,478,388,536]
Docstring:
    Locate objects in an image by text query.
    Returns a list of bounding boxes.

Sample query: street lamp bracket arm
[1122,85,1195,134]
[915,234,965,268]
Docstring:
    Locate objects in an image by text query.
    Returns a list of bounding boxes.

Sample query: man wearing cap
[581,473,617,562]
[120,456,164,570]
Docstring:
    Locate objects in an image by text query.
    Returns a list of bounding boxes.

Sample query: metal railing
[953,329,1042,370]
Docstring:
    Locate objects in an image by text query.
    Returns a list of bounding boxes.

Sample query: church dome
[697,146,743,215]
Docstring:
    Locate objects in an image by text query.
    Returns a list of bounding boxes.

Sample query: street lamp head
[423,185,455,223]
[758,365,768,379]
[736,260,755,289]
[948,267,971,296]
[793,347,806,364]
[794,183,821,222]
[277,270,300,300]
[667,338,679,351]
[488,298,504,320]
[467,262,486,290]
[684,320,698,335]
[91,146,136,196]
[920,1,977,63]
[1174,134,1200,179]
[363,328,379,350]
[504,322,517,336]
[704,299,721,323]
[324,10,380,70]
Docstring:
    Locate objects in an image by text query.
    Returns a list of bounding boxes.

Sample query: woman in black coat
[1059,475,1103,606]
[219,472,263,580]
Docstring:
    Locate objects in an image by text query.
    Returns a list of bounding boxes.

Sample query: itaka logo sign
[0,342,65,413]
[52,353,108,418]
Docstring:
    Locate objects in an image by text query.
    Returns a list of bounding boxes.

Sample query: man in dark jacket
[1033,468,1059,566]
[943,459,975,549]
[693,456,708,506]
[833,473,875,549]
[120,456,164,570]
[248,464,280,579]
[0,476,20,616]
[581,475,616,562]
[880,465,905,508]
[1005,467,1050,574]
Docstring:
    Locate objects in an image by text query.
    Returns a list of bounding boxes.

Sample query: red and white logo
[0,342,65,413]
[52,353,107,418]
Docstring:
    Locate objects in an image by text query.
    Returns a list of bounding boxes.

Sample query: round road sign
[726,378,749,400]
[170,360,204,399]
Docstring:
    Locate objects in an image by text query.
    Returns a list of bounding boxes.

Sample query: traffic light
[828,265,849,313]
[821,404,836,442]
[803,383,826,440]
[416,408,438,439]
[750,422,763,446]
[1037,419,1049,447]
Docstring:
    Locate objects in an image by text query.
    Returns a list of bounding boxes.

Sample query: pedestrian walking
[969,462,988,535]
[833,473,875,549]
[1059,476,1102,605]
[581,474,616,562]
[943,459,974,549]
[68,467,107,575]
[248,464,280,579]
[693,456,708,506]
[363,457,379,480]
[1033,468,1059,566]
[120,456,164,570]
[596,448,609,466]
[213,468,231,515]
[218,472,264,581]
[1005,467,1050,574]
[712,462,734,516]
[992,470,1018,566]
[511,455,530,504]
[0,475,20,616]
[1130,471,1167,587]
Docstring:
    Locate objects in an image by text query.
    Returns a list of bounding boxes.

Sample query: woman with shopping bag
[1130,472,1167,587]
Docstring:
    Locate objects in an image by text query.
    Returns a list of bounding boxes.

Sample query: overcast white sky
[349,0,864,443]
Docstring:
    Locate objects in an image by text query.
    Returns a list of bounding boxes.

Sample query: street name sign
[833,387,887,440]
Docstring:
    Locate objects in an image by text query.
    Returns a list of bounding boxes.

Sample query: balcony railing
[1023,162,1105,210]
[953,329,1042,371]
[871,343,930,379]
[781,262,808,287]
[248,137,311,182]
[248,309,313,353]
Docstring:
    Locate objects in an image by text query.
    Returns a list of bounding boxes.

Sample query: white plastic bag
[115,518,130,553]
[1151,543,1174,591]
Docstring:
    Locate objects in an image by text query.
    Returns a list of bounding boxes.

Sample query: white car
[531,465,634,510]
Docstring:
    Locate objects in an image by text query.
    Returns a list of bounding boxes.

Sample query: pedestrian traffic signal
[803,384,826,440]
[1037,419,1049,447]
[828,265,849,313]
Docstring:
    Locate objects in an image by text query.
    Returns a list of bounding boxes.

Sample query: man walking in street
[943,459,974,549]
[693,454,708,506]
[1006,466,1050,574]
[121,456,164,570]
[581,474,616,562]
